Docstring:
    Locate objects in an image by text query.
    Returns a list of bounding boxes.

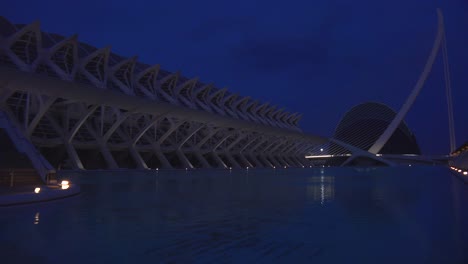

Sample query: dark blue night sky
[4,0,468,154]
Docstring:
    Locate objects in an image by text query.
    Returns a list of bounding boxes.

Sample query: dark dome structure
[334,102,421,155]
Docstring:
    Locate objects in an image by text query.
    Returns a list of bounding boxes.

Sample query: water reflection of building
[306,171,335,204]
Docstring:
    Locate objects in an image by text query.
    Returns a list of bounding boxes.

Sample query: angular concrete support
[196,127,221,149]
[67,104,99,142]
[246,153,263,168]
[291,156,303,167]
[279,156,291,167]
[103,111,133,142]
[194,151,211,168]
[274,156,286,167]
[297,156,310,167]
[98,142,119,169]
[26,95,56,138]
[264,155,278,167]
[176,149,194,169]
[153,148,172,169]
[235,153,253,168]
[211,152,227,168]
[288,156,301,167]
[65,142,84,169]
[157,118,187,145]
[129,146,148,169]
[132,113,169,145]
[224,152,241,169]
[259,155,274,168]
[176,124,204,150]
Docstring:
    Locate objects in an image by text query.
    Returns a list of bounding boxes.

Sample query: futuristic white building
[0,16,327,177]
[307,9,455,167]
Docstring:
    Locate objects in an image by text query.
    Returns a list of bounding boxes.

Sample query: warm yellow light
[458,170,462,173]
[464,171,468,175]
[34,187,41,193]
[61,180,69,185]
[61,184,69,190]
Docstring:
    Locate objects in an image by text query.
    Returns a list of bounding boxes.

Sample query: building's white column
[194,151,211,168]
[176,149,193,169]
[129,146,148,169]
[65,142,84,170]
[211,152,227,168]
[224,152,241,169]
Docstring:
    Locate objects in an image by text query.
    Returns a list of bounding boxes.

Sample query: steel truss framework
[0,17,326,170]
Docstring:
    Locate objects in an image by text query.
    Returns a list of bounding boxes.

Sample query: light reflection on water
[0,166,468,263]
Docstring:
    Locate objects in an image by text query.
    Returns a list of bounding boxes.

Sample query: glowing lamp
[61,180,69,185]
[34,187,40,193]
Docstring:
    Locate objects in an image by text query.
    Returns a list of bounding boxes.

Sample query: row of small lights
[154,165,315,171]
[450,166,468,175]
[34,180,70,194]
[32,164,319,194]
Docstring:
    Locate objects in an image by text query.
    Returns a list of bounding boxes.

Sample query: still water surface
[0,166,467,263]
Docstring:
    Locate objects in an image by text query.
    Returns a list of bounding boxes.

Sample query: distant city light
[464,171,468,175]
[320,148,323,152]
[61,180,69,185]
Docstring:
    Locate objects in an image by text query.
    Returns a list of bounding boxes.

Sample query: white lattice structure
[0,17,327,170]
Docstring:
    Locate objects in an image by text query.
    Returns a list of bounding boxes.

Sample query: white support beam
[67,104,99,143]
[368,10,444,154]
[26,95,56,138]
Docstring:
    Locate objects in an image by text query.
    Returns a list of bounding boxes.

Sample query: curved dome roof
[334,102,420,155]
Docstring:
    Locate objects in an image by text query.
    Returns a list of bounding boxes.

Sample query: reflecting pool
[0,166,467,263]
